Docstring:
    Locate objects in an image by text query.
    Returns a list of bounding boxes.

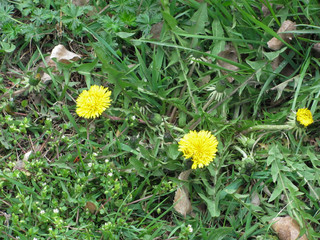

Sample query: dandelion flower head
[178,130,218,169]
[296,108,313,127]
[76,85,112,119]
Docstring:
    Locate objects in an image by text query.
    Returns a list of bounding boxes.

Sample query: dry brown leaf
[14,151,32,175]
[271,55,294,77]
[313,43,320,53]
[312,43,320,58]
[251,191,260,206]
[72,0,90,5]
[217,44,239,83]
[50,44,81,64]
[85,201,97,214]
[261,4,283,17]
[261,3,273,17]
[173,170,192,218]
[151,22,163,40]
[268,20,296,50]
[270,216,308,240]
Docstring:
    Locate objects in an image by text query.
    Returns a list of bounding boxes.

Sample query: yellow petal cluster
[296,108,313,127]
[178,130,218,169]
[76,85,112,119]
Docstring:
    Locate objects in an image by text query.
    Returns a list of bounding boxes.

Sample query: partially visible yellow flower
[178,130,218,169]
[76,85,112,119]
[296,108,313,127]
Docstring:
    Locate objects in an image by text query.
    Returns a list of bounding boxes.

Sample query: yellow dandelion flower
[76,85,112,119]
[178,130,218,169]
[296,108,313,127]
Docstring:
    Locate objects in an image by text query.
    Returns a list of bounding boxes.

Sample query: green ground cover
[1,0,320,239]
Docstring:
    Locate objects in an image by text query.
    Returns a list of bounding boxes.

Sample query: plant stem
[246,124,293,132]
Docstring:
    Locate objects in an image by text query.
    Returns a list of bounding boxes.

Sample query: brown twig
[125,195,153,206]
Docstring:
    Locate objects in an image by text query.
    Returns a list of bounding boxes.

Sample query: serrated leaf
[189,3,208,35]
[246,60,266,81]
[76,58,98,75]
[263,48,287,60]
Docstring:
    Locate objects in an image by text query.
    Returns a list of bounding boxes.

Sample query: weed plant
[1,0,320,239]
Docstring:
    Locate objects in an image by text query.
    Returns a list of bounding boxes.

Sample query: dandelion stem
[246,124,293,133]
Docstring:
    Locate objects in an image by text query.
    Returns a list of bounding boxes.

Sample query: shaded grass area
[1,0,320,239]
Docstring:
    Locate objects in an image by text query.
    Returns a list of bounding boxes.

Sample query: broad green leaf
[129,157,147,177]
[115,32,135,39]
[199,193,220,217]
[120,143,139,155]
[263,48,287,61]
[76,58,98,75]
[167,144,180,160]
[189,3,208,35]
[269,181,283,202]
[246,60,266,81]
[211,18,225,56]
[161,11,177,29]
[220,179,243,199]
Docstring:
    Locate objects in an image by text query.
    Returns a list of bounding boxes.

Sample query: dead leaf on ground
[262,3,273,17]
[271,55,295,77]
[14,151,32,175]
[72,0,90,5]
[312,43,320,58]
[217,44,239,83]
[261,4,283,17]
[50,44,81,64]
[251,191,260,206]
[85,201,97,214]
[151,22,163,40]
[268,20,296,50]
[270,216,308,240]
[173,170,192,218]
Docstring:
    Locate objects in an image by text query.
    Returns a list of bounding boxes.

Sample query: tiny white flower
[61,135,66,139]
[187,224,193,233]
[88,163,93,167]
[131,115,136,121]
[33,238,38,240]
[48,227,53,231]
[105,159,109,163]
[16,237,20,239]
[53,208,59,214]
[40,210,45,214]
[93,152,98,156]
[108,172,113,177]
[9,97,13,102]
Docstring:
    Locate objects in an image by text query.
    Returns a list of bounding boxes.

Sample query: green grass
[1,0,320,239]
